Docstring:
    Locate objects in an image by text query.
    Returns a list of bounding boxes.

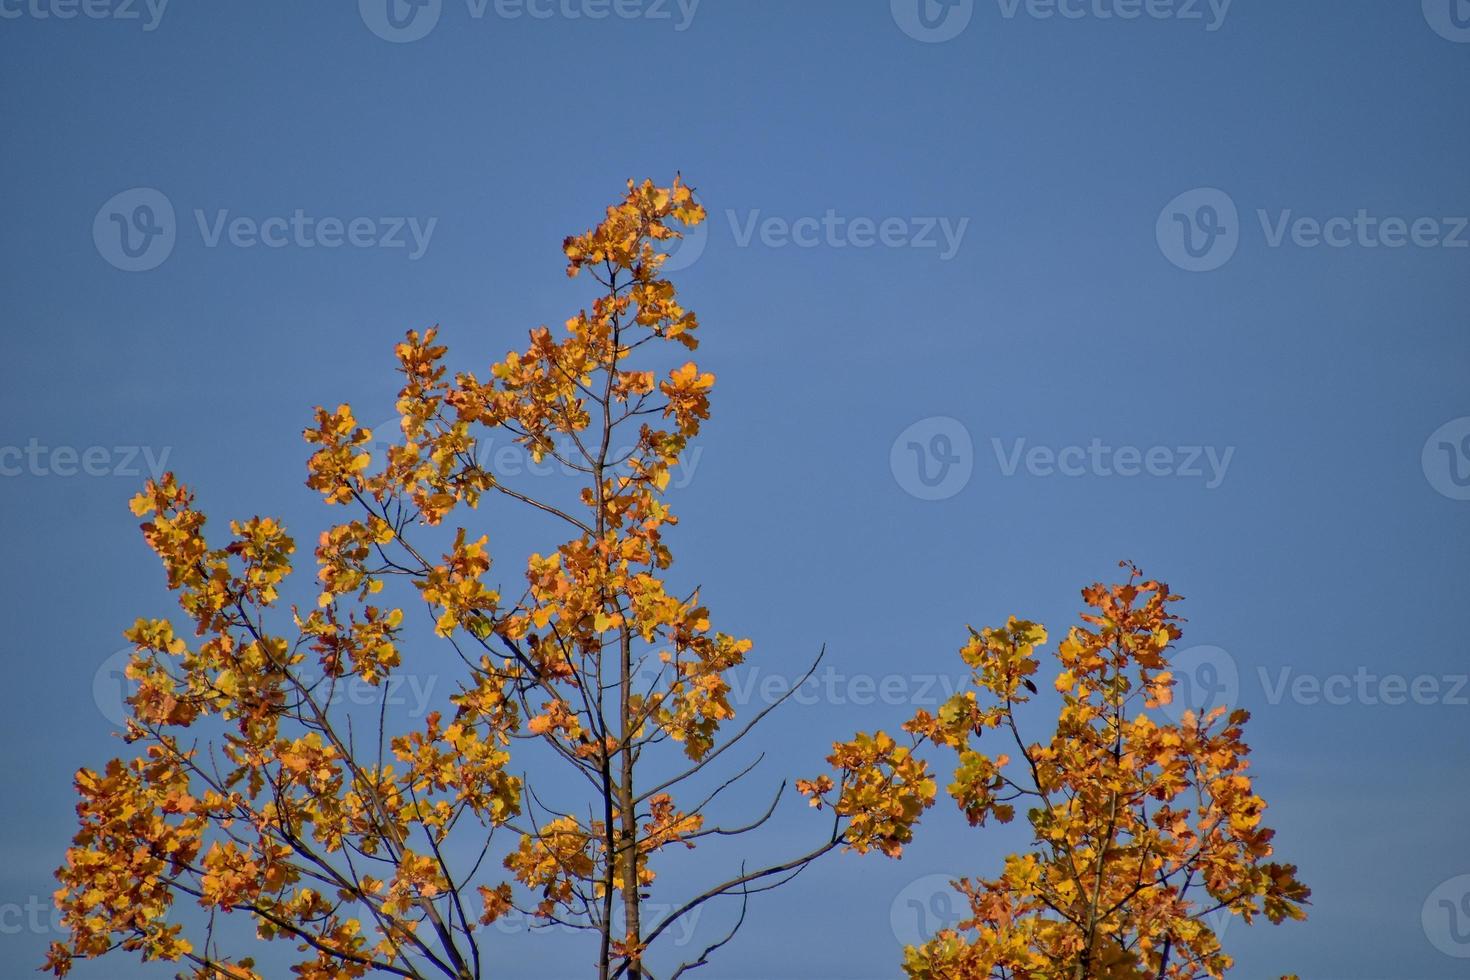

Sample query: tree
[46,177,934,980]
[895,565,1309,979]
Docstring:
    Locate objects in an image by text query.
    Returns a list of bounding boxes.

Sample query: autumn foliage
[897,566,1309,979]
[47,180,1302,980]
[46,178,931,980]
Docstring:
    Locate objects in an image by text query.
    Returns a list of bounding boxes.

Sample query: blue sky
[2,1,1468,976]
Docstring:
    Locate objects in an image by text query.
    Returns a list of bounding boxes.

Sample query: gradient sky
[2,1,1468,977]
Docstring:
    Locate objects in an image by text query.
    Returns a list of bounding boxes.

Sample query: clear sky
[2,1,1468,977]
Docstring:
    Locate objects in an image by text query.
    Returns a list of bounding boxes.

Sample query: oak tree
[46,178,933,980]
[896,565,1309,979]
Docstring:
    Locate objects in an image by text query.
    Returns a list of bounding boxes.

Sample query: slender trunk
[1074,646,1127,980]
[598,739,616,980]
[618,625,642,979]
[595,267,640,978]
